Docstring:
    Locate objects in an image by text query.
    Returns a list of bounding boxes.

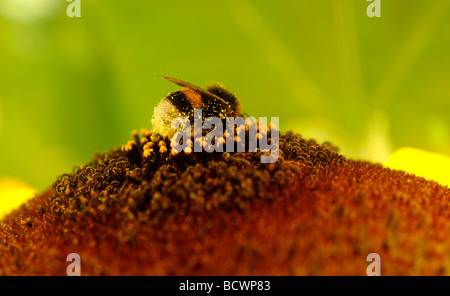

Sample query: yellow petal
[385,147,450,187]
[0,178,37,219]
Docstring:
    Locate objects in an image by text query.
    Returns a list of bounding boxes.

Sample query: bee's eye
[167,91,194,115]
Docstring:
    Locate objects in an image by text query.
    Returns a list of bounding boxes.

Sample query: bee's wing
[156,74,228,105]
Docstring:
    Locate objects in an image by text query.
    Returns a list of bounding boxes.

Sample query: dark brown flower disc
[0,130,449,275]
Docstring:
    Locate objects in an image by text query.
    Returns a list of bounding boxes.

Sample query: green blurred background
[0,0,449,192]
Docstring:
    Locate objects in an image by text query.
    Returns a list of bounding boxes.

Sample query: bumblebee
[152,75,241,138]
